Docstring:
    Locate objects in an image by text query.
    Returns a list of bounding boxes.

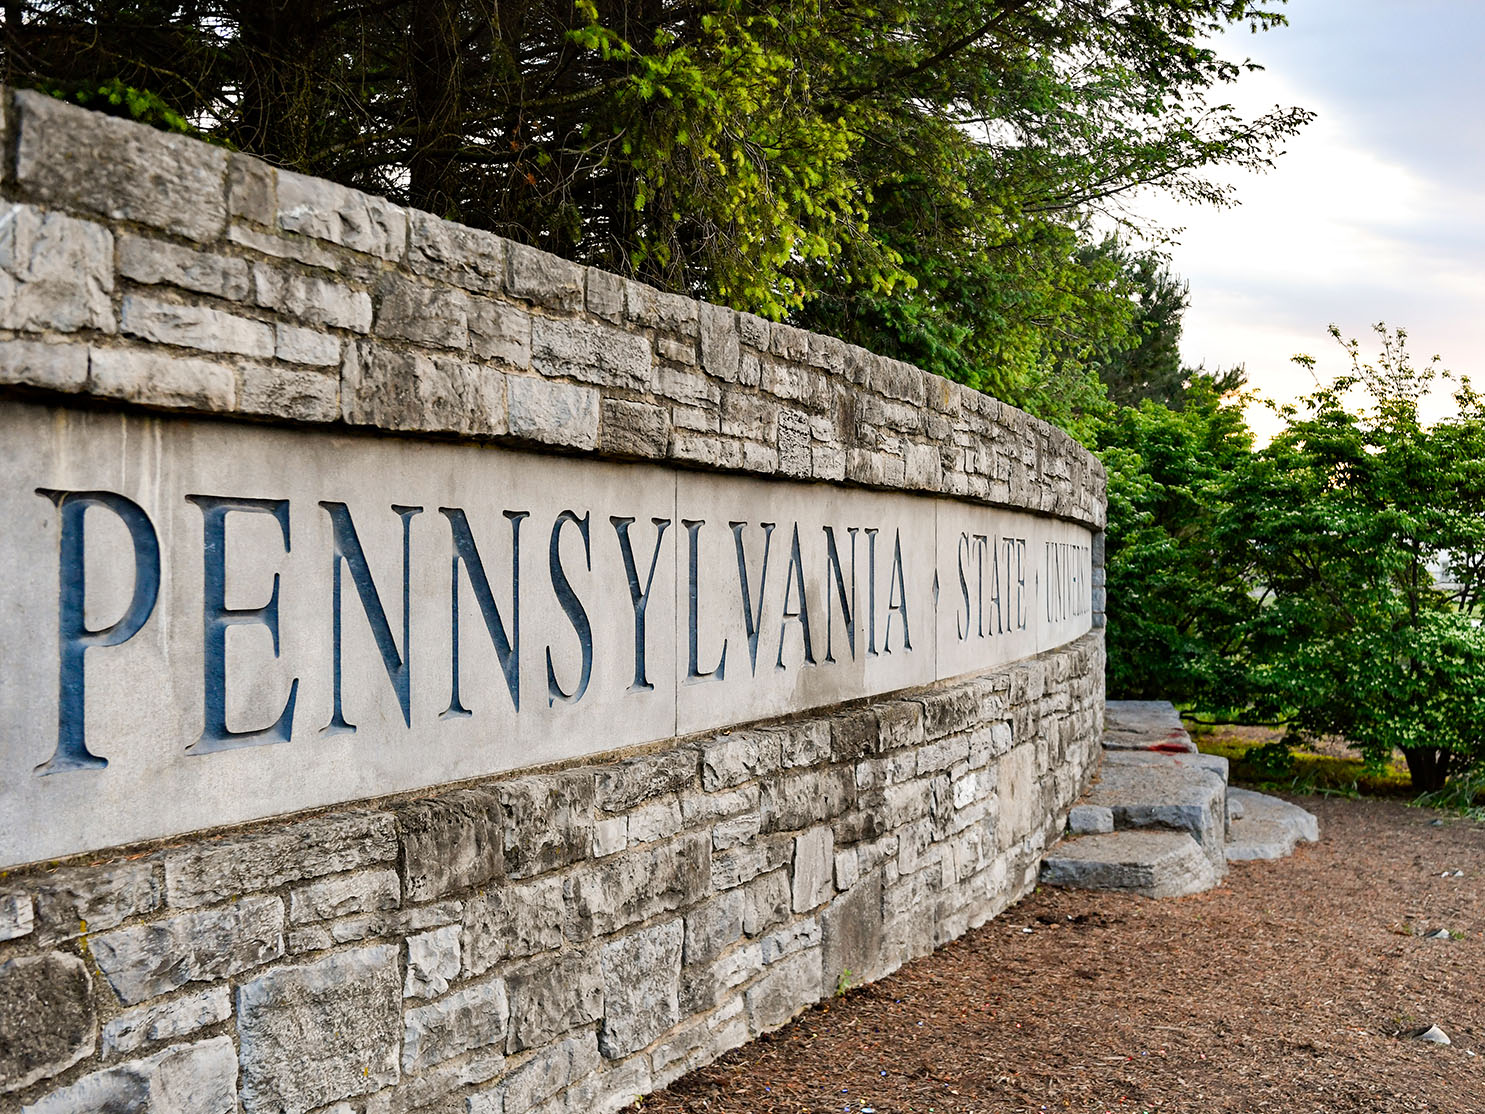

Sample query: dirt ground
[642,797,1485,1114]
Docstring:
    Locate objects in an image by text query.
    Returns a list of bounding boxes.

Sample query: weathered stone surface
[343,343,507,435]
[253,264,373,331]
[470,1035,597,1114]
[468,297,531,365]
[100,985,231,1056]
[21,1037,237,1114]
[121,293,274,357]
[1040,830,1219,898]
[600,919,683,1057]
[15,90,226,242]
[496,772,595,880]
[237,362,339,420]
[506,241,584,311]
[595,749,697,812]
[744,948,822,1033]
[566,832,711,938]
[531,315,651,389]
[90,896,284,1005]
[288,869,401,925]
[791,826,835,913]
[0,339,88,392]
[1089,751,1227,870]
[1225,788,1320,861]
[760,767,855,833]
[0,953,93,1094]
[821,869,886,992]
[600,397,668,458]
[374,273,470,349]
[89,346,235,410]
[277,168,406,259]
[228,153,276,225]
[742,870,792,937]
[405,923,462,998]
[1103,700,1195,753]
[397,790,503,903]
[1068,804,1115,835]
[237,945,401,1114]
[165,810,396,908]
[505,949,604,1053]
[701,731,783,791]
[0,203,113,334]
[275,322,340,366]
[118,236,250,300]
[507,374,599,449]
[7,861,160,946]
[409,211,506,293]
[0,894,33,941]
[683,889,744,965]
[402,977,509,1072]
[699,301,741,381]
[462,875,566,976]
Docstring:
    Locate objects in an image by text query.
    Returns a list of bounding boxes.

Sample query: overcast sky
[1134,0,1485,434]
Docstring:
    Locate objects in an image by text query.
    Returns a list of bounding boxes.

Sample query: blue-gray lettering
[822,526,857,663]
[885,529,911,652]
[34,490,160,775]
[683,519,727,683]
[546,510,593,706]
[186,495,298,753]
[320,502,422,733]
[443,507,527,717]
[777,523,815,669]
[956,532,971,641]
[612,516,671,692]
[865,528,879,656]
[730,521,775,676]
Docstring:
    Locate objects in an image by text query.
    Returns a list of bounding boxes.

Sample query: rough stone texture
[462,875,566,976]
[405,923,463,998]
[0,894,33,942]
[288,869,401,924]
[100,985,232,1056]
[0,953,94,1094]
[0,203,113,334]
[237,945,402,1114]
[505,950,604,1053]
[1088,752,1228,872]
[397,790,503,903]
[508,374,599,449]
[1103,700,1197,753]
[600,919,684,1057]
[1068,804,1115,835]
[1040,830,1219,899]
[403,978,510,1072]
[21,1037,237,1114]
[1226,788,1321,861]
[118,235,250,300]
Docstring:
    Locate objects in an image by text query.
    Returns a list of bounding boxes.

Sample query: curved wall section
[0,89,1104,1109]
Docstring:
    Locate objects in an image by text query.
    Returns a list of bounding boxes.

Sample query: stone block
[0,953,94,1094]
[0,338,88,392]
[495,772,595,880]
[710,834,791,891]
[627,797,683,845]
[1039,830,1219,899]
[402,977,509,1072]
[228,153,276,225]
[678,783,760,827]
[100,985,231,1056]
[565,832,711,938]
[409,211,506,293]
[699,301,741,381]
[594,748,697,812]
[236,363,339,421]
[760,767,855,833]
[507,374,599,449]
[791,826,835,912]
[531,314,652,390]
[711,811,763,851]
[362,1047,506,1114]
[874,700,926,752]
[6,861,160,947]
[599,918,683,1057]
[593,816,628,857]
[396,789,503,903]
[20,1037,237,1114]
[288,869,401,925]
[506,241,584,311]
[118,236,251,301]
[89,346,235,411]
[165,810,396,908]
[237,945,401,1114]
[1068,804,1114,835]
[273,322,340,367]
[0,894,32,941]
[778,721,832,768]
[744,948,821,1033]
[90,895,284,1005]
[374,273,470,349]
[742,870,792,937]
[277,168,406,259]
[683,889,744,966]
[15,90,227,242]
[405,923,462,998]
[253,264,373,331]
[342,343,507,436]
[469,296,532,365]
[759,918,820,964]
[656,335,697,365]
[624,280,699,334]
[461,874,565,977]
[505,949,603,1053]
[701,730,782,791]
[601,397,669,458]
[0,202,113,333]
[821,869,885,992]
[121,294,274,357]
[586,266,625,322]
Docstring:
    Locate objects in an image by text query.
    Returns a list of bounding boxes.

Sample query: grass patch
[1189,727,1413,798]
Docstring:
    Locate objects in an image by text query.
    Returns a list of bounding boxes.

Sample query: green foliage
[40,77,204,137]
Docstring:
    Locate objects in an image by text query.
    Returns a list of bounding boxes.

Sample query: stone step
[1085,750,1229,873]
[1104,700,1197,754]
[1040,830,1220,898]
[1225,788,1321,861]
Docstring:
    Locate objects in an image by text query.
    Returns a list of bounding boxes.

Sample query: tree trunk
[1402,746,1452,793]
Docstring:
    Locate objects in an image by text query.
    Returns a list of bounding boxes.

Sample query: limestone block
[402,977,509,1072]
[778,722,832,768]
[1039,830,1218,899]
[121,294,274,358]
[0,894,32,941]
[593,816,628,857]
[701,731,783,791]
[760,918,820,964]
[759,767,855,833]
[495,772,595,880]
[599,918,683,1057]
[236,363,339,421]
[5,861,160,947]
[374,273,470,349]
[678,783,760,827]
[656,335,697,366]
[624,280,699,335]
[405,923,462,998]
[791,826,835,913]
[165,810,396,908]
[237,945,401,1114]
[595,749,697,812]
[20,1037,237,1114]
[586,266,625,323]
[683,889,744,966]
[342,343,507,436]
[15,90,227,242]
[627,797,683,845]
[531,314,652,390]
[277,168,406,259]
[505,949,603,1053]
[565,832,711,938]
[396,789,503,903]
[289,870,401,926]
[710,835,791,891]
[253,264,373,331]
[468,296,532,365]
[0,953,94,1094]
[228,153,276,225]
[0,202,113,334]
[89,346,235,411]
[118,237,250,302]
[875,700,926,753]
[275,322,340,366]
[600,397,668,458]
[506,241,584,311]
[822,868,886,991]
[744,948,822,1033]
[995,743,1041,850]
[473,1035,596,1114]
[711,811,763,851]
[1089,751,1227,870]
[0,338,88,392]
[409,211,506,293]
[1068,804,1114,835]
[742,870,792,937]
[362,1048,506,1114]
[462,875,565,977]
[507,374,600,449]
[288,898,462,954]
[90,895,284,1005]
[100,985,231,1056]
[699,301,741,381]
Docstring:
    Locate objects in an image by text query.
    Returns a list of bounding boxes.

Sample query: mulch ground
[642,797,1485,1114]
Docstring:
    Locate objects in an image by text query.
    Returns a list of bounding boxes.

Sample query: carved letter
[822,526,857,663]
[956,532,971,641]
[546,510,593,706]
[777,523,815,669]
[730,521,775,675]
[442,508,527,716]
[683,520,727,682]
[885,529,912,653]
[612,516,671,692]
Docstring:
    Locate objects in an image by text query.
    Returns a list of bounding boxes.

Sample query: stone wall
[0,88,1106,1111]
